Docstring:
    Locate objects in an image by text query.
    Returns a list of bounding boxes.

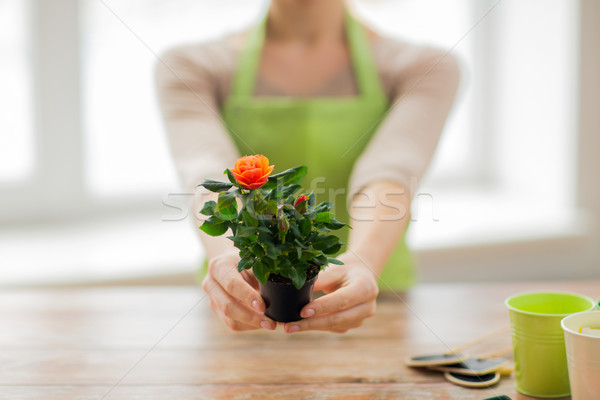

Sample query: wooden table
[1,282,598,399]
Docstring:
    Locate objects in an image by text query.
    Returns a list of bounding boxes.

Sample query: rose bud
[294,194,308,213]
[279,215,290,233]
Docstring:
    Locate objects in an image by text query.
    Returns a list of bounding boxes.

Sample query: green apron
[208,13,414,290]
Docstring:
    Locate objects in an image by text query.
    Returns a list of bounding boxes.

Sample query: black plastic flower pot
[258,273,318,323]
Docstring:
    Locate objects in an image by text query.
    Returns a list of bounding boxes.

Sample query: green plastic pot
[505,292,595,398]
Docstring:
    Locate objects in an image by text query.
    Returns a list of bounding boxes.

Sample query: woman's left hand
[283,253,379,334]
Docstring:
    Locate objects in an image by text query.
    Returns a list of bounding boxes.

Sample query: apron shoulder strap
[230,17,266,98]
[345,13,386,100]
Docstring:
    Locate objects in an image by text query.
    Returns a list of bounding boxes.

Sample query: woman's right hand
[201,252,277,331]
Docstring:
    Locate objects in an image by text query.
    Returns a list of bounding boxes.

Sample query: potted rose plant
[198,155,347,323]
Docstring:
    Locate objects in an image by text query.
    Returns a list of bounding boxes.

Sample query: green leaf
[216,191,236,211]
[241,210,259,227]
[264,241,281,259]
[257,226,273,235]
[238,247,251,260]
[252,196,277,216]
[225,169,238,186]
[265,200,278,215]
[322,243,342,255]
[263,166,308,189]
[278,258,292,277]
[226,221,238,235]
[229,235,253,249]
[300,250,315,261]
[313,254,328,265]
[327,257,344,265]
[299,217,312,237]
[199,180,234,192]
[289,223,302,239]
[315,212,334,223]
[281,204,304,220]
[215,204,238,221]
[314,201,332,212]
[251,244,265,258]
[236,225,257,238]
[281,184,302,199]
[199,216,228,236]
[252,260,269,284]
[237,257,255,272]
[290,209,306,222]
[294,238,310,250]
[265,186,283,201]
[325,219,347,230]
[199,201,216,216]
[288,266,307,290]
[214,192,238,220]
[312,235,340,250]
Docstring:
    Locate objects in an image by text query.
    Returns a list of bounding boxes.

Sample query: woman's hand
[201,252,277,331]
[283,253,379,334]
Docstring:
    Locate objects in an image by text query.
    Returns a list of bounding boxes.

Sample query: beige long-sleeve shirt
[155,30,460,199]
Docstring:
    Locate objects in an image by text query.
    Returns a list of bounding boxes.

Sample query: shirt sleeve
[347,44,461,199]
[154,43,240,193]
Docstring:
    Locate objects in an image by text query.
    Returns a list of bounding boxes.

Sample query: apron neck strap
[344,13,383,99]
[230,11,385,100]
[232,15,267,98]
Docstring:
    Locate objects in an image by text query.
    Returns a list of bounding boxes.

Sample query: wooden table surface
[1,281,598,400]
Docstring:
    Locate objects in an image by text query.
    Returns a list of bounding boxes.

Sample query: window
[81,0,268,196]
[1,0,592,286]
[81,0,474,196]
[0,0,34,182]
[351,0,476,184]
[404,0,579,250]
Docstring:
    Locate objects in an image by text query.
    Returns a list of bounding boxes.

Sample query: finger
[209,294,257,331]
[215,306,265,331]
[312,268,344,293]
[285,301,376,333]
[208,279,276,331]
[208,259,265,312]
[300,280,377,318]
[221,318,261,332]
[241,269,259,290]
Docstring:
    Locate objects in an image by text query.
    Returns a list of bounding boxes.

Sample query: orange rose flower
[230,155,274,190]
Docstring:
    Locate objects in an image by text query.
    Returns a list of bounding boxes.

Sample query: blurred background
[1,0,598,288]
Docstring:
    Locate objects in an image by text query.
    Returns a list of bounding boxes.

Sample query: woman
[156,0,459,333]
